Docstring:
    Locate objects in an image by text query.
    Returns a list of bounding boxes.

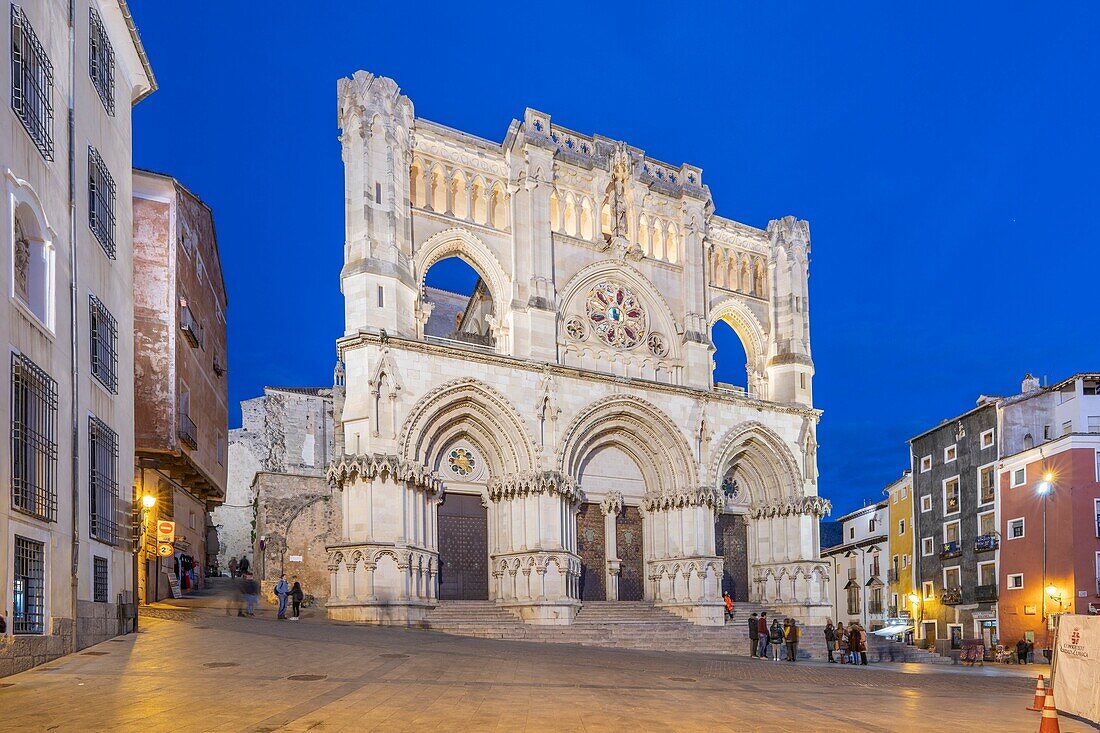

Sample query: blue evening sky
[129,2,1099,516]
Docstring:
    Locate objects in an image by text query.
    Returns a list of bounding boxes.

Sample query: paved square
[0,593,1085,732]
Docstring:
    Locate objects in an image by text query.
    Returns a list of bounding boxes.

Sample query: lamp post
[908,592,922,647]
[1036,473,1053,624]
[133,490,157,631]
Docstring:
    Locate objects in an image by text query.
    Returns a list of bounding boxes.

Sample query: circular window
[448,447,476,477]
[585,281,646,349]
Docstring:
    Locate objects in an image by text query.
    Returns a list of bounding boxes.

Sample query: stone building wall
[254,472,339,601]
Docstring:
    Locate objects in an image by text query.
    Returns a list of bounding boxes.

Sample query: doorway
[577,502,606,600]
[715,513,749,602]
[436,492,488,600]
[617,506,644,601]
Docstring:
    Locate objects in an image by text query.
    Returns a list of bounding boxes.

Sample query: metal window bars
[178,412,198,449]
[89,415,119,546]
[10,5,53,160]
[11,352,58,522]
[90,295,118,393]
[93,556,109,603]
[13,535,45,634]
[88,147,116,258]
[88,7,114,115]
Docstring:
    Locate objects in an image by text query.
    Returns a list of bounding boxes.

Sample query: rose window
[585,281,646,349]
[448,447,476,477]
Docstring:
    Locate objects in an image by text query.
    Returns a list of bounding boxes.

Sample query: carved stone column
[487,471,581,624]
[600,491,624,601]
[747,495,832,625]
[324,454,442,624]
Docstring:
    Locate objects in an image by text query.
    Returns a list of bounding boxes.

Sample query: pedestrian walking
[238,556,251,576]
[837,622,848,664]
[1016,637,1029,664]
[228,556,238,578]
[723,591,734,622]
[824,620,837,663]
[1026,639,1035,664]
[757,612,770,659]
[275,573,290,620]
[289,579,304,621]
[242,572,260,616]
[768,618,783,661]
[748,612,759,657]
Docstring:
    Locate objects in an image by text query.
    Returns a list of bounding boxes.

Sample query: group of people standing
[824,621,869,665]
[227,556,250,578]
[747,612,801,661]
[274,574,305,621]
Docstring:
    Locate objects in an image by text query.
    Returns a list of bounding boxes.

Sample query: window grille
[89,415,119,545]
[93,556,108,602]
[11,352,58,522]
[88,147,116,258]
[88,7,114,115]
[90,294,118,393]
[10,5,54,160]
[13,536,45,634]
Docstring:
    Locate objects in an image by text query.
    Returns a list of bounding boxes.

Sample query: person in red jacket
[723,591,734,621]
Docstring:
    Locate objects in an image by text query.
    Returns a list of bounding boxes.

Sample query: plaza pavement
[0,584,1084,732]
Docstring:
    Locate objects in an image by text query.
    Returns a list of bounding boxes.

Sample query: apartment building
[822,500,889,630]
[1,1,154,674]
[884,471,914,621]
[132,170,228,602]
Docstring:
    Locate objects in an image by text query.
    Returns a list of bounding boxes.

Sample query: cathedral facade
[327,72,831,627]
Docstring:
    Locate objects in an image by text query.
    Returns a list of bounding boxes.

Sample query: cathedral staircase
[419,600,830,660]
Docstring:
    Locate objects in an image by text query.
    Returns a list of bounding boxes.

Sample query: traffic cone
[1027,674,1047,711]
[1038,688,1061,733]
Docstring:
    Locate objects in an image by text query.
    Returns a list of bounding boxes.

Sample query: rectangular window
[978,464,995,505]
[1063,420,1073,436]
[13,535,45,633]
[11,352,58,522]
[849,527,855,539]
[377,285,384,308]
[921,536,934,556]
[902,554,909,568]
[980,428,995,449]
[800,373,806,389]
[920,455,932,473]
[1085,380,1100,396]
[1008,517,1025,540]
[943,476,960,515]
[88,147,116,258]
[944,566,961,590]
[89,294,118,393]
[944,520,961,544]
[846,584,861,615]
[978,510,996,537]
[189,511,196,530]
[921,494,932,513]
[10,5,54,160]
[868,518,876,532]
[217,435,226,466]
[922,580,935,601]
[1095,499,1100,538]
[1008,573,1024,590]
[1088,416,1100,434]
[93,556,108,603]
[89,416,119,546]
[869,586,883,615]
[978,561,996,587]
[870,554,880,577]
[944,444,957,463]
[898,518,906,535]
[88,7,114,115]
[1011,468,1026,488]
[375,181,382,204]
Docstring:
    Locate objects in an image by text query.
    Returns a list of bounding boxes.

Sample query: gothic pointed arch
[558,394,697,497]
[399,378,536,480]
[710,421,804,508]
[557,260,682,349]
[709,296,767,372]
[414,227,510,323]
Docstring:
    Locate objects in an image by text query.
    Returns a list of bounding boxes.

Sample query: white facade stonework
[328,72,831,627]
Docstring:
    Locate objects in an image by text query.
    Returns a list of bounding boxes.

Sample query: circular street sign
[157,543,173,557]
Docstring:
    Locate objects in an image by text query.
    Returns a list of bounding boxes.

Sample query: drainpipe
[66,0,81,632]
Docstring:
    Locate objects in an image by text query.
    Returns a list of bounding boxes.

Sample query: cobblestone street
[0,588,1086,733]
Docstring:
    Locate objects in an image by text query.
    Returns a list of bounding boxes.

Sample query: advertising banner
[1052,614,1100,726]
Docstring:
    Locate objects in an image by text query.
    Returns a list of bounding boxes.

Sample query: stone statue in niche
[603,143,642,260]
[13,219,30,302]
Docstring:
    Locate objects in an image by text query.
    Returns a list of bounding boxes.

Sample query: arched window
[450,171,468,220]
[651,220,664,260]
[563,195,577,236]
[549,191,560,232]
[471,179,487,224]
[409,161,425,207]
[11,202,54,329]
[727,255,738,291]
[666,223,679,263]
[601,202,612,239]
[638,214,650,255]
[430,167,447,213]
[580,198,593,240]
[490,184,507,229]
[711,319,749,393]
[422,256,495,349]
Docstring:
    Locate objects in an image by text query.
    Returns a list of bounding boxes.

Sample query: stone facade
[1,1,154,675]
[213,386,337,591]
[326,72,832,627]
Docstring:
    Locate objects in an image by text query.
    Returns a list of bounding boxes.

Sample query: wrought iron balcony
[178,413,198,449]
[975,534,999,552]
[180,302,201,348]
[941,587,963,605]
[888,569,899,582]
[940,540,962,560]
[976,584,998,602]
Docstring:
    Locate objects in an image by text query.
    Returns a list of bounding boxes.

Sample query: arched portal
[711,319,749,392]
[422,256,495,348]
[709,297,768,399]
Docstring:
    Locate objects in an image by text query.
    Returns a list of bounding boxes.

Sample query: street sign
[156,521,175,544]
[157,543,173,557]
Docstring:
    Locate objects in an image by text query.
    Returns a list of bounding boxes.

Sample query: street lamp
[142,494,157,510]
[133,492,157,631]
[1037,472,1054,635]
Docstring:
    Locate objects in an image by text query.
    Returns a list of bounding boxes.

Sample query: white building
[1,0,153,673]
[822,500,889,630]
[326,72,831,628]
